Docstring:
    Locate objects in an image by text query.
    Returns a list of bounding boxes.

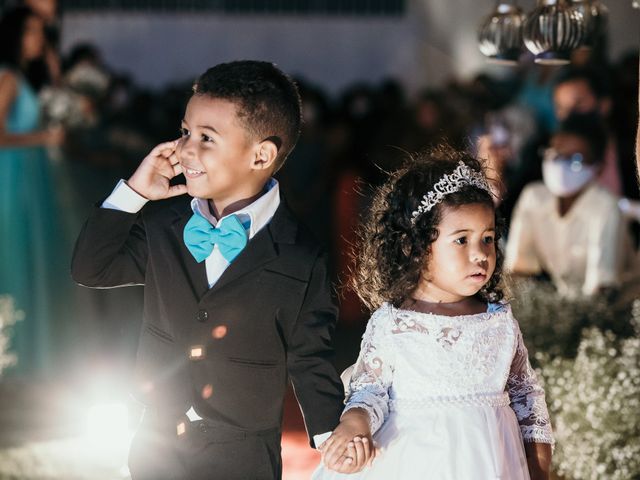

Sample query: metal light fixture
[570,0,608,47]
[478,2,526,65]
[523,0,587,65]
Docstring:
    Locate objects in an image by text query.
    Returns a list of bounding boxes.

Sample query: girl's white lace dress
[313,303,554,480]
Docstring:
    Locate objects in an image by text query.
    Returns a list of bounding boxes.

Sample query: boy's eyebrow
[180,119,220,135]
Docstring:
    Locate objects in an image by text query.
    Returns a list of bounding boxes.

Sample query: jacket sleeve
[286,250,345,447]
[71,206,148,288]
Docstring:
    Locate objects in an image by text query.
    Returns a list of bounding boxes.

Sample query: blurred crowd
[1,1,639,379]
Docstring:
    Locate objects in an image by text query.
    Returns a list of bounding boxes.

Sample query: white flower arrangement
[0,295,24,374]
[538,306,640,480]
[39,86,88,129]
[509,280,640,479]
[39,64,110,130]
[510,279,625,360]
[65,63,110,97]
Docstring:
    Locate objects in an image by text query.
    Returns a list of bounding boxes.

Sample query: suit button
[196,310,208,322]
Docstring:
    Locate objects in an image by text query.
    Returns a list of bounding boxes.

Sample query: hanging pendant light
[570,0,608,47]
[523,0,587,65]
[478,2,526,65]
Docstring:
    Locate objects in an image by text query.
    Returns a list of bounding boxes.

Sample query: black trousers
[128,409,282,480]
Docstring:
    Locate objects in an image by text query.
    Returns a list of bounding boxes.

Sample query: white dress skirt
[313,303,553,480]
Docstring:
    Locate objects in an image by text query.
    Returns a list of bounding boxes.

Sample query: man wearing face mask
[552,67,639,200]
[505,112,637,297]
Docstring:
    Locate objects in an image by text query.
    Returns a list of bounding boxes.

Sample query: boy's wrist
[102,179,149,213]
[126,175,149,200]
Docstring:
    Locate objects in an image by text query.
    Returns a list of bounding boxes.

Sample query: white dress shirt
[505,181,637,297]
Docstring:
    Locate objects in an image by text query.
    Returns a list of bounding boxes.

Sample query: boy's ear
[251,139,279,171]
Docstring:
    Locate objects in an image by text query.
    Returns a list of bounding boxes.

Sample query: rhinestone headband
[411,161,491,223]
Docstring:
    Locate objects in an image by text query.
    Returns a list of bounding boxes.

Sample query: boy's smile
[183,167,205,178]
[177,95,268,216]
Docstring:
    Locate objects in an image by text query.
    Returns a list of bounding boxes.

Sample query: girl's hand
[319,409,375,473]
[127,140,187,200]
[320,435,374,474]
[41,126,65,147]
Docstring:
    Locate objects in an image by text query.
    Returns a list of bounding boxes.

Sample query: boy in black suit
[72,61,370,479]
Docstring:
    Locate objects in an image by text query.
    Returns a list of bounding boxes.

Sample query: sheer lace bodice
[344,303,554,445]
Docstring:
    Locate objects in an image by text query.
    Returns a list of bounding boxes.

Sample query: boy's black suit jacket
[71,194,345,450]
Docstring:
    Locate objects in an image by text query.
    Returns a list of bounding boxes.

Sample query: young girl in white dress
[314,146,554,479]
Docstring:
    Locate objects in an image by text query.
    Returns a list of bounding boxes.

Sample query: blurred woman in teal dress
[0,6,66,376]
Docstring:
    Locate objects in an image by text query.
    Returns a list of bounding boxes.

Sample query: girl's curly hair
[352,144,505,311]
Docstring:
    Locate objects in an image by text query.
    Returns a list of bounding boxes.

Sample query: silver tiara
[411,161,491,223]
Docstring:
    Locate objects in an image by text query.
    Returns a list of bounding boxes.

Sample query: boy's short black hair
[555,112,608,163]
[553,66,611,100]
[193,60,301,171]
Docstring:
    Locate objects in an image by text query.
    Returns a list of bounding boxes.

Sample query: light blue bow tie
[183,212,248,263]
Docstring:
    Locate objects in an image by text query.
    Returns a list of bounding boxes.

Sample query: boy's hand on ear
[128,140,187,200]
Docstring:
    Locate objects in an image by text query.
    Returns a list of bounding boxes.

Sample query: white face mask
[542,153,597,198]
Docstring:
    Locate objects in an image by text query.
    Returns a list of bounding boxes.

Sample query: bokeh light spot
[189,345,205,360]
[212,325,228,339]
[202,384,213,399]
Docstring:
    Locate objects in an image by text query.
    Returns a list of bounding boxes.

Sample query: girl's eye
[483,236,495,245]
[201,133,214,143]
[179,127,189,137]
[454,237,467,245]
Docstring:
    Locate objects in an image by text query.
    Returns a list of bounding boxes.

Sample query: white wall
[60,0,640,96]
[61,10,424,95]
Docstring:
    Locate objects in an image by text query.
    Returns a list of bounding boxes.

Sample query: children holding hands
[72,57,552,479]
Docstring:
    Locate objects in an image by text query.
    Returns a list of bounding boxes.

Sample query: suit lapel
[170,204,210,299]
[203,227,277,298]
[169,197,299,302]
[202,200,298,299]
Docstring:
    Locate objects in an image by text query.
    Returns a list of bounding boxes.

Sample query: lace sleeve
[343,306,395,435]
[507,314,555,445]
